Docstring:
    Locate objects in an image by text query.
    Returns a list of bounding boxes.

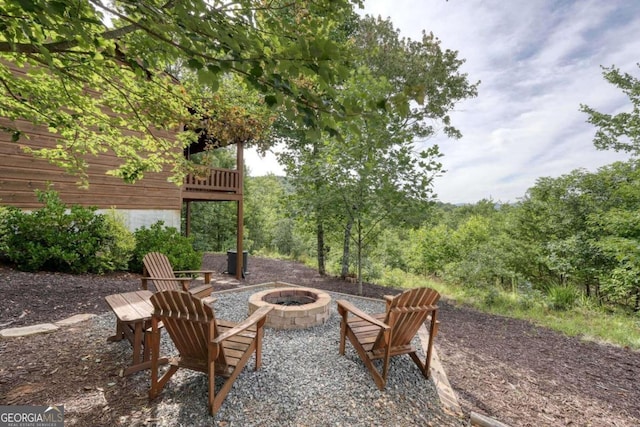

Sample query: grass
[376,268,640,351]
[290,255,640,350]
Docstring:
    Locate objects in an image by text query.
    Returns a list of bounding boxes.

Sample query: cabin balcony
[181,167,242,202]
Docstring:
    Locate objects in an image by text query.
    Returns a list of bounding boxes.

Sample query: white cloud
[246,0,639,203]
[245,147,284,176]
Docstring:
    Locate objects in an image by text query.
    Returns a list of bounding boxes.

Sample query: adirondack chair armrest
[336,300,390,330]
[174,270,214,284]
[144,277,192,291]
[174,270,214,275]
[212,306,273,344]
[383,295,395,310]
[145,276,191,282]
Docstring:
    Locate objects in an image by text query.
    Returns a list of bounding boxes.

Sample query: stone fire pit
[248,287,331,329]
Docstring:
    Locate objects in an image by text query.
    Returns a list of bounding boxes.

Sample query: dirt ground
[1,254,639,426]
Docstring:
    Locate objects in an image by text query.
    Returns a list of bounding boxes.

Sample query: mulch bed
[1,254,639,426]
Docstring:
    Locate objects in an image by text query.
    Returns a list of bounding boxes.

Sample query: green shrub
[130,221,202,273]
[518,289,544,310]
[98,209,135,271]
[1,190,114,273]
[483,287,503,307]
[0,206,9,257]
[546,284,581,311]
[382,267,409,288]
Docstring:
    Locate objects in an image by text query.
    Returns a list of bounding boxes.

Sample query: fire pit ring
[248,287,331,329]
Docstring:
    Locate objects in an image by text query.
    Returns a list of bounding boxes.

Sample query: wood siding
[0,117,181,210]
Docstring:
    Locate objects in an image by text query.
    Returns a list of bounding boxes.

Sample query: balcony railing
[182,167,240,193]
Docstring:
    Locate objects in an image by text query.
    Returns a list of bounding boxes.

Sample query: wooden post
[235,141,244,279]
[185,201,191,236]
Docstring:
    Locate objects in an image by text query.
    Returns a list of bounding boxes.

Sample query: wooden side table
[105,290,167,375]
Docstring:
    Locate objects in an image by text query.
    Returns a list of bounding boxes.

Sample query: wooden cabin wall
[0,117,182,211]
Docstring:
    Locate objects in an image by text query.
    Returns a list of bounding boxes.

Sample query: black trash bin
[227,250,248,276]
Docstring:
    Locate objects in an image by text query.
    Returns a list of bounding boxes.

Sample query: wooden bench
[105,290,167,375]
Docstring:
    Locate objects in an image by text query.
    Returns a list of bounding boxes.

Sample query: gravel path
[98,286,462,426]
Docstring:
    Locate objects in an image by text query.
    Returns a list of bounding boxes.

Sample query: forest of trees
[184,48,640,316]
[187,156,640,315]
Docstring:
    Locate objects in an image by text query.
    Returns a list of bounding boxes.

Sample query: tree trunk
[341,218,353,279]
[316,220,326,276]
[585,280,591,298]
[357,220,363,296]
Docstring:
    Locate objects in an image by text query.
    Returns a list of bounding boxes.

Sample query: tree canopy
[278,14,479,286]
[581,64,640,156]
[0,0,363,183]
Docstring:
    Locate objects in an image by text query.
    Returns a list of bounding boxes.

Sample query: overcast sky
[245,0,639,204]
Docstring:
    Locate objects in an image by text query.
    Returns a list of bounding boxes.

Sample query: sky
[245,0,640,204]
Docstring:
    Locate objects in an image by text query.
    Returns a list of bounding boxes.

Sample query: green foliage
[186,201,237,253]
[272,218,305,258]
[545,284,581,311]
[0,206,9,257]
[407,224,454,276]
[372,229,410,272]
[517,288,545,311]
[381,267,411,288]
[0,190,117,273]
[0,0,366,182]
[437,277,640,349]
[599,264,640,307]
[100,209,135,271]
[482,287,507,308]
[182,75,276,155]
[581,64,640,155]
[244,175,295,254]
[277,14,478,290]
[131,221,201,273]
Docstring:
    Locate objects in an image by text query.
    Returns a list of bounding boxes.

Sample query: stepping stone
[55,313,96,326]
[0,323,59,338]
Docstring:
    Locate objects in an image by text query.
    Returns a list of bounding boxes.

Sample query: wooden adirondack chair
[337,287,440,390]
[141,252,214,299]
[148,290,272,415]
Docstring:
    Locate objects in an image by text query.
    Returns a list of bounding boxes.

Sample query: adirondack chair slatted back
[150,290,226,371]
[374,287,440,351]
[149,289,271,414]
[143,252,181,292]
[337,286,440,389]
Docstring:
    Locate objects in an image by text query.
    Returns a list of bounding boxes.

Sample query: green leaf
[17,0,39,12]
[187,58,203,70]
[49,1,68,15]
[250,65,263,78]
[197,68,217,86]
[265,95,278,107]
[207,64,221,74]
